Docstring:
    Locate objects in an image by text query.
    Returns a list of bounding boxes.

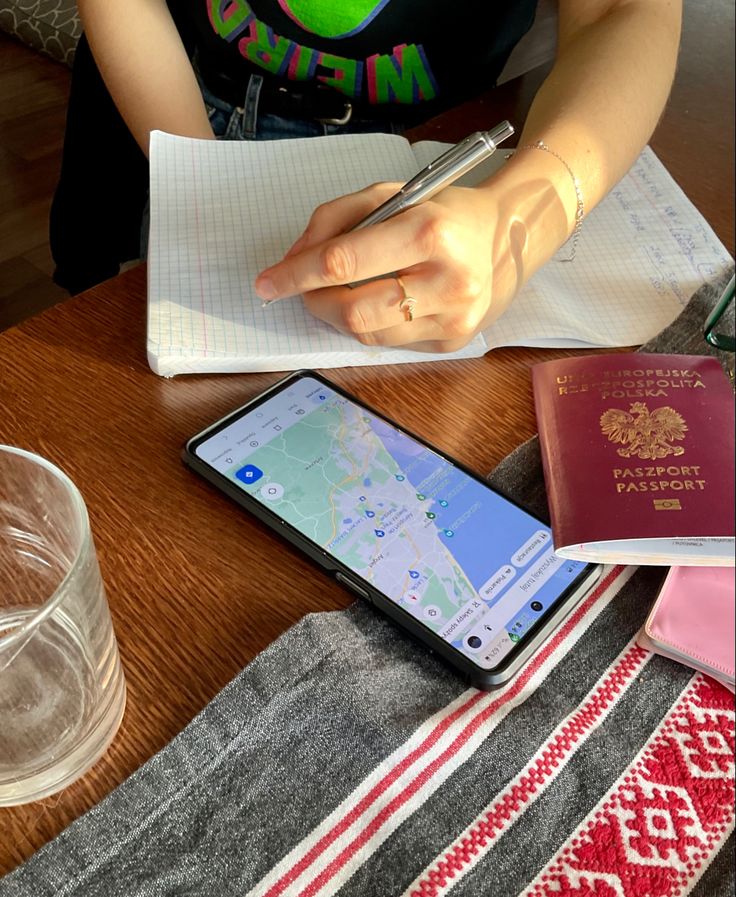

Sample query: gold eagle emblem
[600,402,687,460]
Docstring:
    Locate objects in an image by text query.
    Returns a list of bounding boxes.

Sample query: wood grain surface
[1,0,733,875]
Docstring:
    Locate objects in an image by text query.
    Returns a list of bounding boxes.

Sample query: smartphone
[183,370,602,690]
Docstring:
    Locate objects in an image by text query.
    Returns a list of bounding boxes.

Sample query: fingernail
[255,275,276,300]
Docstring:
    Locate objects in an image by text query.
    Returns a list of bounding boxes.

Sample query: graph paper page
[146,130,487,376]
[148,133,732,376]
[482,146,733,349]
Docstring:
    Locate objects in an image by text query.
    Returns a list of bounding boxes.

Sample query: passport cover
[639,566,735,691]
[532,353,735,565]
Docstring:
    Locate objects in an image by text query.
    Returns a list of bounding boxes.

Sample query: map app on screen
[194,376,587,669]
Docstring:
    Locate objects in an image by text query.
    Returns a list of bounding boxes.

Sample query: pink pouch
[639,566,735,691]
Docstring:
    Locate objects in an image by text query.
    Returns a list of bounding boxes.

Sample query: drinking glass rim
[0,444,91,653]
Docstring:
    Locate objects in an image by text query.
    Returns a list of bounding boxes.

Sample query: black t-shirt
[175,0,538,122]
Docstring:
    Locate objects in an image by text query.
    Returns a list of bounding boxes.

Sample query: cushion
[0,0,81,66]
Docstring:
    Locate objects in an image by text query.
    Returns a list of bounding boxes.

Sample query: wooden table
[1,2,733,876]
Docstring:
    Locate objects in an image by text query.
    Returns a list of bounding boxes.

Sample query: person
[60,0,682,352]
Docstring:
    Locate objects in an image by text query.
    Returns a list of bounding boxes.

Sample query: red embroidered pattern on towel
[525,675,735,897]
[406,639,652,896]
[246,567,630,897]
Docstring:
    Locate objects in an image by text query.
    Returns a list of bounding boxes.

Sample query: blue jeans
[141,74,402,256]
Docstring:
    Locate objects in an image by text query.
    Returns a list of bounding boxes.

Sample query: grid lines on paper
[147,131,420,368]
[486,146,732,349]
[148,136,733,367]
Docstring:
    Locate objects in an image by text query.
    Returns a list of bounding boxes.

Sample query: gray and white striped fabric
[2,273,734,897]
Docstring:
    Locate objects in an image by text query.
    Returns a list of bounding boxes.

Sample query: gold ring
[396,276,417,322]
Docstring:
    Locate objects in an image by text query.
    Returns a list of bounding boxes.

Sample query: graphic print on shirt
[278,0,391,39]
[207,0,438,104]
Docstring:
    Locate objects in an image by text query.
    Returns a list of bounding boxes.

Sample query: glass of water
[0,445,126,806]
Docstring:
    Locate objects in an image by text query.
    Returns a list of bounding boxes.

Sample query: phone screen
[192,374,591,671]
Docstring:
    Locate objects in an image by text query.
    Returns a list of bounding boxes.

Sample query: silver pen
[350,120,514,231]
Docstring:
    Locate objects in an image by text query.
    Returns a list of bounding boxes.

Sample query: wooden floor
[0,32,71,332]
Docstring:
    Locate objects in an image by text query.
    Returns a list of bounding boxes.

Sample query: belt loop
[241,74,263,139]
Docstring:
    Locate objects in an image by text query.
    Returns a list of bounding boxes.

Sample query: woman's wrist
[478,145,584,283]
[512,141,584,261]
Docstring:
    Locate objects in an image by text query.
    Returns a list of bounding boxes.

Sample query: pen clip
[399,123,513,196]
[400,132,486,195]
[421,132,481,175]
[349,121,514,231]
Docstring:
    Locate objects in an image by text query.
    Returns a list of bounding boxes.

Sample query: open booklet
[147,130,733,377]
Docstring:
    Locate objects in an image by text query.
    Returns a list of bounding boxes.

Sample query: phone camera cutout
[464,629,493,653]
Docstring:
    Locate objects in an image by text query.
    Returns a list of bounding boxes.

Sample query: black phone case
[182,370,603,690]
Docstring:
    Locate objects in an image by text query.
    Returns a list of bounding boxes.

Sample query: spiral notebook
[146,130,733,377]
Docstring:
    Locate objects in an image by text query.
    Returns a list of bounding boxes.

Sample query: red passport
[532,353,735,565]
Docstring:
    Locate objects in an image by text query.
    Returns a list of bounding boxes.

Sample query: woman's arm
[77,0,214,155]
[497,0,683,267]
[254,0,683,351]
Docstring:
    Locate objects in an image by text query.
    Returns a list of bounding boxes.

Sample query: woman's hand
[253,0,682,353]
[254,178,532,352]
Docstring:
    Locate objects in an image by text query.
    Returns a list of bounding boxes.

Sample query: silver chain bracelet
[507,140,584,262]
